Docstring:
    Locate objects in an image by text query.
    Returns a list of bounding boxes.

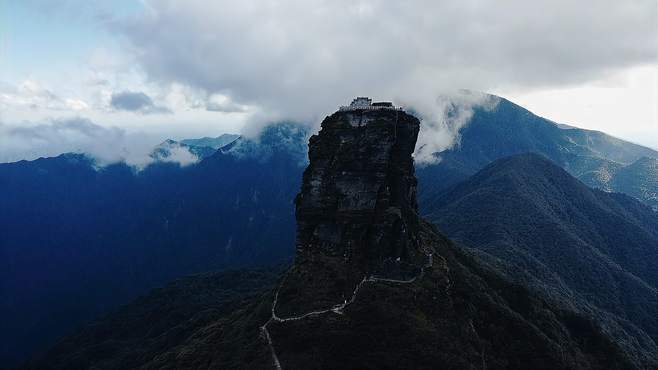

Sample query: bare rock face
[27,104,645,370]
[268,106,638,370]
[277,108,424,316]
[297,109,421,266]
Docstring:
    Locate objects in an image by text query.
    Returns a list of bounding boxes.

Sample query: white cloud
[161,145,198,166]
[498,65,658,150]
[0,79,90,112]
[410,91,499,165]
[110,90,171,114]
[113,0,656,152]
[118,1,656,111]
[65,98,90,111]
[206,94,248,113]
[4,0,656,163]
[152,141,200,166]
[0,117,167,167]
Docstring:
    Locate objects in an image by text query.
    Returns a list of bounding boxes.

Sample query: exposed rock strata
[25,105,648,370]
[277,109,424,316]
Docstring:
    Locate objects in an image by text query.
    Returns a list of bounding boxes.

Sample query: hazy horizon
[1,0,656,162]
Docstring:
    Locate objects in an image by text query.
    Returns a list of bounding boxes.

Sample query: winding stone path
[260,253,433,369]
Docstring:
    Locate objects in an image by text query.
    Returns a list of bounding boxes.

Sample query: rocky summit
[25,104,649,370]
[276,108,426,317]
[259,106,638,370]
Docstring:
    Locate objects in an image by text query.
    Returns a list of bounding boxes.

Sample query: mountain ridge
[3,95,657,368]
[24,108,647,369]
[417,95,658,209]
[0,124,306,368]
[424,152,658,366]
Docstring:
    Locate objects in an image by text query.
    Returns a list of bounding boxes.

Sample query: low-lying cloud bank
[5,1,656,165]
[0,118,195,168]
[116,0,656,160]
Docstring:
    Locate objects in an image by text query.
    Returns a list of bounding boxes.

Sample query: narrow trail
[260,253,434,369]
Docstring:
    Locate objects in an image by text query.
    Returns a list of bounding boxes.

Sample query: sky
[0,0,656,164]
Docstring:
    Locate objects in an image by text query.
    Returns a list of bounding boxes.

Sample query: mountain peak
[180,133,240,149]
[275,108,423,316]
[441,152,582,198]
[481,151,559,171]
[424,152,658,365]
[23,107,647,370]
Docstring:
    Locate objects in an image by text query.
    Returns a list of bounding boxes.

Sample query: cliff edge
[24,103,647,370]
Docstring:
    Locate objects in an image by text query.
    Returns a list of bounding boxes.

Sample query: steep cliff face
[297,109,420,264]
[25,106,648,370]
[263,108,642,369]
[277,109,425,316]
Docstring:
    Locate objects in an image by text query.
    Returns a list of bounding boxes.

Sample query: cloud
[160,146,198,166]
[110,91,170,114]
[114,0,656,153]
[65,98,90,111]
[410,91,499,165]
[205,94,247,113]
[0,117,188,168]
[151,140,200,166]
[0,79,90,112]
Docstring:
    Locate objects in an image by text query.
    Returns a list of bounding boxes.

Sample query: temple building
[339,97,401,111]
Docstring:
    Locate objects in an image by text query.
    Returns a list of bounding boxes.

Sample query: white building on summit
[339,97,402,111]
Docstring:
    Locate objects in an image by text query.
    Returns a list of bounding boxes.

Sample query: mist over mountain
[5,0,657,368]
[25,106,646,370]
[149,139,211,165]
[150,134,243,164]
[416,96,658,209]
[2,95,656,368]
[0,124,306,368]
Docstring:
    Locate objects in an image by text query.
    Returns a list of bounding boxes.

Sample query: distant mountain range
[424,153,658,366]
[416,96,658,209]
[0,124,307,368]
[150,139,215,163]
[24,108,654,370]
[2,94,657,367]
[180,134,240,149]
[150,134,242,163]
